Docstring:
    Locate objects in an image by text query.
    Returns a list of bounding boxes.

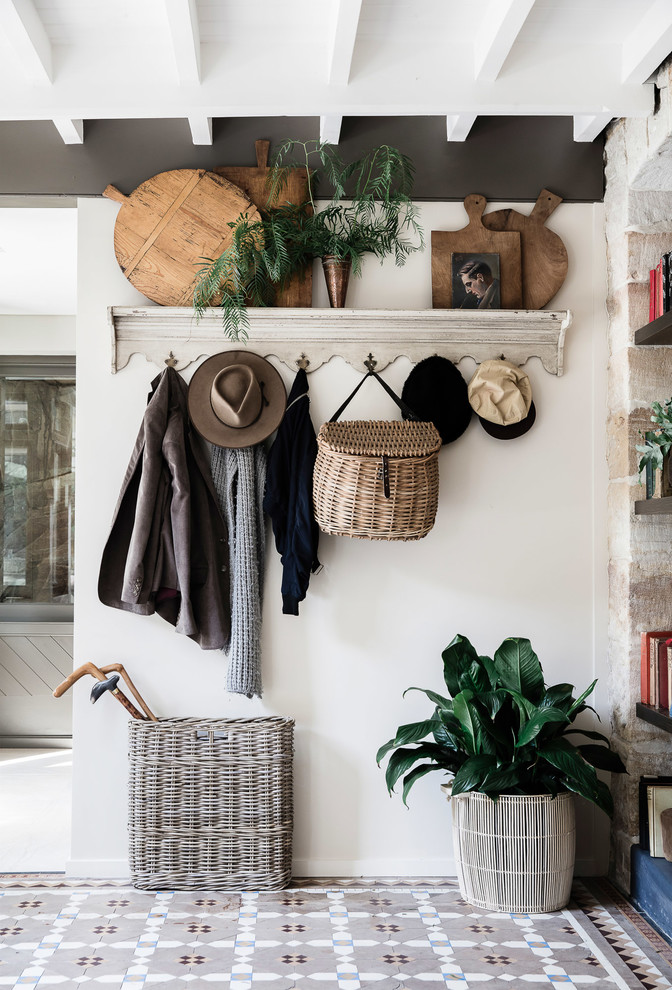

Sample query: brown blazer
[98,367,231,651]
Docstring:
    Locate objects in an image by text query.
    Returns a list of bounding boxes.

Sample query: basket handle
[329,369,420,422]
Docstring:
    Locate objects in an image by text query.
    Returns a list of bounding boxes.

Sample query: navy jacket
[264,368,320,614]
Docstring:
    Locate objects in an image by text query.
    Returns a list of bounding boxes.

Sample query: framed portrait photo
[452,252,501,310]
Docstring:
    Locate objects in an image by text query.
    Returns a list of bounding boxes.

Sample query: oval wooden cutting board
[431,194,522,309]
[481,189,568,309]
[103,169,259,307]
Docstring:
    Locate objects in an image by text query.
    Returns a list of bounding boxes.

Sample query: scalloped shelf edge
[109,306,572,376]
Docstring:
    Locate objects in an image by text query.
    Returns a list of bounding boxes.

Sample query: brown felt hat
[467,358,536,440]
[188,350,286,448]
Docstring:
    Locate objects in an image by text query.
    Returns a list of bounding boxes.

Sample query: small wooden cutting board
[431,195,522,309]
[481,189,568,309]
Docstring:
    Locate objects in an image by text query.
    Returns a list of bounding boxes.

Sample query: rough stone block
[606,282,649,348]
[626,187,672,230]
[628,350,672,406]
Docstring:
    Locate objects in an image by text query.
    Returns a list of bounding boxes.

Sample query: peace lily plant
[377,634,626,816]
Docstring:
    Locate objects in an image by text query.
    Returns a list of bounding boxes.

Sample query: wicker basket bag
[128,716,294,891]
[313,369,442,541]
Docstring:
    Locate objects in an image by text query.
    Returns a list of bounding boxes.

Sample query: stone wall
[605,57,672,891]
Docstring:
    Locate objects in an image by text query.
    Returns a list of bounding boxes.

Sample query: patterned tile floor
[0,876,670,988]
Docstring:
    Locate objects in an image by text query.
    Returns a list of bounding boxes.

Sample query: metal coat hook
[296,353,310,371]
[165,351,179,368]
[364,352,377,372]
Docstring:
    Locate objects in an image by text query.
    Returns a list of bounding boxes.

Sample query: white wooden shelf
[109,306,572,376]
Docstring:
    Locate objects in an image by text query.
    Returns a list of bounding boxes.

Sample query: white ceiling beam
[474,0,536,82]
[622,0,672,85]
[52,118,83,144]
[0,44,655,120]
[164,0,201,85]
[327,0,363,85]
[573,113,613,142]
[188,115,212,145]
[0,0,52,83]
[320,115,343,145]
[446,114,477,142]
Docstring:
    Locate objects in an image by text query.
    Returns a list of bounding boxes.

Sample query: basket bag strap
[328,369,421,500]
[329,369,420,423]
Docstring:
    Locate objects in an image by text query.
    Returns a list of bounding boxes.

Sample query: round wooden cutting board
[103,169,259,307]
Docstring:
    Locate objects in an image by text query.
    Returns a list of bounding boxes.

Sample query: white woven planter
[449,791,576,913]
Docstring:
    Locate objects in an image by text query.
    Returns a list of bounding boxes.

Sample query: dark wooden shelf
[636,702,672,732]
[635,496,672,515]
[634,310,672,346]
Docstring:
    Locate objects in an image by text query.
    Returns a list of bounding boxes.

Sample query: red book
[641,631,672,704]
[651,269,657,322]
[657,259,665,317]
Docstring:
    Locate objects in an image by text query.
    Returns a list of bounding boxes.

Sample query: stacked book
[649,253,672,320]
[640,775,672,857]
[641,630,672,709]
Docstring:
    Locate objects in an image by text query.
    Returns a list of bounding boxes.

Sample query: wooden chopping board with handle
[103,169,259,307]
[481,189,568,309]
[213,140,312,308]
[431,194,522,309]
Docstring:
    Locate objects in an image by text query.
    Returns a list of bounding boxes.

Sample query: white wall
[71,197,609,877]
[0,315,75,354]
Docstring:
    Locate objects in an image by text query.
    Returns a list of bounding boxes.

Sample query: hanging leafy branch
[193,140,424,341]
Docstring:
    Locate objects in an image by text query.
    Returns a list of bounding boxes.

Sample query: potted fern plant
[377,633,626,912]
[193,140,424,340]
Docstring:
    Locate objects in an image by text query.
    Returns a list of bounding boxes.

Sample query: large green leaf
[493,638,545,701]
[401,763,438,805]
[432,719,462,751]
[403,686,452,710]
[501,688,537,727]
[563,727,611,745]
[576,744,627,774]
[442,634,479,697]
[479,655,500,689]
[450,754,497,796]
[567,679,597,718]
[458,660,492,695]
[452,690,479,755]
[375,718,440,764]
[480,764,524,794]
[537,738,613,814]
[383,742,450,793]
[540,683,575,710]
[515,707,569,748]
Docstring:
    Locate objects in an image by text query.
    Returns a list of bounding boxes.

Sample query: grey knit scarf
[209,443,267,698]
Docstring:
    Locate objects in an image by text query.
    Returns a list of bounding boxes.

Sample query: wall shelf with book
[635,495,672,514]
[634,309,672,347]
[636,702,672,733]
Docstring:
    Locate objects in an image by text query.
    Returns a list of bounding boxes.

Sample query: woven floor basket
[451,792,576,912]
[128,716,294,891]
[313,419,442,541]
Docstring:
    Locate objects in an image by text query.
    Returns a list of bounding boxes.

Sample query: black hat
[401,356,472,445]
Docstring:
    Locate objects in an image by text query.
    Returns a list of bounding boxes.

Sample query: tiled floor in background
[0,877,671,988]
[0,749,72,873]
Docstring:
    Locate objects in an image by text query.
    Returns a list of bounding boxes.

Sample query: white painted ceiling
[0,0,670,146]
[1,0,670,316]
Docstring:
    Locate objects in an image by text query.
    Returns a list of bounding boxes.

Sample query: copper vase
[321,255,351,308]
